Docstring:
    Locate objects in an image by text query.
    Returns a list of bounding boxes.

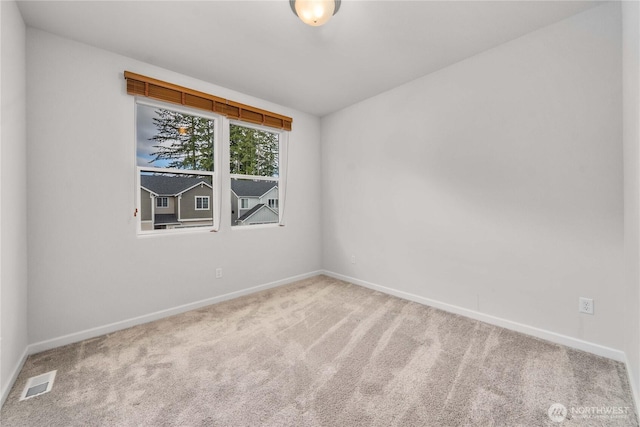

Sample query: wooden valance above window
[124,71,292,131]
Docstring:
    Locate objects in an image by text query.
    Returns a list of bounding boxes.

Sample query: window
[230,123,281,227]
[128,72,291,235]
[195,196,210,210]
[136,101,218,234]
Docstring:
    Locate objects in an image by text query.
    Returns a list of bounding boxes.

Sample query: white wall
[26,29,322,345]
[623,0,640,403]
[0,0,28,404]
[322,4,624,351]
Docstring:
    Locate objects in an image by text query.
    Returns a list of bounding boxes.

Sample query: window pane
[140,171,213,231]
[231,178,278,226]
[137,104,215,171]
[229,124,278,177]
[195,196,209,210]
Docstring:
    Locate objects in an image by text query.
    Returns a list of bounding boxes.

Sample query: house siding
[180,184,213,220]
[262,187,279,209]
[241,207,278,225]
[238,197,259,219]
[231,194,239,222]
[140,189,152,221]
[155,197,176,215]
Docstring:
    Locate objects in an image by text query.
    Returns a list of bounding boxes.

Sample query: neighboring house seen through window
[136,101,217,233]
[230,123,281,226]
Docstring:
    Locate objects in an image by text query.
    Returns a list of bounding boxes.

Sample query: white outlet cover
[579,297,594,314]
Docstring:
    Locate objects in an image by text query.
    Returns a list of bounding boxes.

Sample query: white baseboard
[1,346,28,407]
[625,354,640,416]
[322,270,626,362]
[27,270,323,355]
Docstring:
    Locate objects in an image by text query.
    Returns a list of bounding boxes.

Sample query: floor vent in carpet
[20,370,57,401]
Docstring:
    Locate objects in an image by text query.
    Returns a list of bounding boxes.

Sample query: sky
[136,104,171,168]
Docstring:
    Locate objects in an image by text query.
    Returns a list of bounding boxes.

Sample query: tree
[229,124,279,176]
[148,109,279,176]
[149,109,214,171]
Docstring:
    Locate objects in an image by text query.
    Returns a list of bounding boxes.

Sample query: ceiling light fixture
[290,0,341,27]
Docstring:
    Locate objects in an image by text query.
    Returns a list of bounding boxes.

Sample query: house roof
[231,179,277,198]
[154,214,180,225]
[237,204,266,221]
[237,204,278,223]
[141,175,212,196]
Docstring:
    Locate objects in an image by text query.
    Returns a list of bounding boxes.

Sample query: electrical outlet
[579,297,594,315]
[215,268,223,279]
[351,255,356,264]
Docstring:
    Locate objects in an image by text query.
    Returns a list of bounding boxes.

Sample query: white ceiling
[17,0,603,116]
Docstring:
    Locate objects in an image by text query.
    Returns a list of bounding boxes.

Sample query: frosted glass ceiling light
[290,0,341,27]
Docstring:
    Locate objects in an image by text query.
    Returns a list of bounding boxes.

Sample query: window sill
[231,223,281,231]
[136,228,215,238]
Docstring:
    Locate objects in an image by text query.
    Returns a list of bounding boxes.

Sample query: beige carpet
[1,275,637,426]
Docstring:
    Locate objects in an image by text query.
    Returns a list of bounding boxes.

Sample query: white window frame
[195,196,210,210]
[268,198,278,209]
[229,121,285,228]
[156,197,169,208]
[135,98,222,236]
[240,198,249,209]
